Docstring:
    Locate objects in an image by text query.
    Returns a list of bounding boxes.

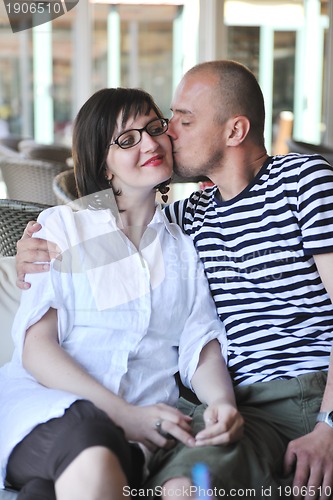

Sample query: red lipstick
[142,155,163,167]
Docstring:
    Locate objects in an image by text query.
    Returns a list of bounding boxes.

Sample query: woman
[0,88,242,499]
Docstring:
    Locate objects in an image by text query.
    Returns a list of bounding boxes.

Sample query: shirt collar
[150,204,178,239]
[85,203,178,240]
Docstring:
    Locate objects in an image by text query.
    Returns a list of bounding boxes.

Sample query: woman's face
[105,110,173,197]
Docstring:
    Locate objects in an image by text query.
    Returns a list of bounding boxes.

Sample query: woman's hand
[23,309,195,452]
[117,402,195,451]
[194,399,244,446]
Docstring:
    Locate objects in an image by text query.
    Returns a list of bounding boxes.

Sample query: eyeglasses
[109,118,169,150]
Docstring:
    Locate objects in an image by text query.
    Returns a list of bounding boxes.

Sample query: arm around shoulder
[16,215,66,289]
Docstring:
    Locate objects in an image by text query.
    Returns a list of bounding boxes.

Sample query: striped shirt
[166,153,333,386]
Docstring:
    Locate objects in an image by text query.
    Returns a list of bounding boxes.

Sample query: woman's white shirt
[0,203,226,487]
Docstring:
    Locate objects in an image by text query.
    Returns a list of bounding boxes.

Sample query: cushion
[0,259,22,497]
[0,257,20,366]
[0,489,18,499]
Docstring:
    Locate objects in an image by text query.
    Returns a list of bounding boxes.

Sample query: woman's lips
[142,155,163,167]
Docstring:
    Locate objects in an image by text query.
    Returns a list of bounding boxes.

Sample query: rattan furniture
[0,199,50,257]
[52,168,211,206]
[18,140,72,164]
[0,156,70,206]
[0,136,24,162]
[0,136,23,153]
[0,144,22,159]
[52,168,78,205]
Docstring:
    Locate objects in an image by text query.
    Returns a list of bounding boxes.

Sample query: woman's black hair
[72,87,164,198]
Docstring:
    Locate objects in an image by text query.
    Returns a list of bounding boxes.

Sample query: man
[16,60,333,500]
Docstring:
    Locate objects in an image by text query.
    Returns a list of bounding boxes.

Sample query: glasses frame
[108,117,169,150]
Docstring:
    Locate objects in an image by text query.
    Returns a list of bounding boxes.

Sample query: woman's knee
[162,477,193,499]
[55,446,128,500]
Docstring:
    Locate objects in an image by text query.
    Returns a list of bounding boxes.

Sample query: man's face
[168,72,226,180]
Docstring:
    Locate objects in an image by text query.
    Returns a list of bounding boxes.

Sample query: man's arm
[284,252,333,500]
[191,340,244,446]
[16,221,59,289]
[314,253,333,411]
[16,192,197,288]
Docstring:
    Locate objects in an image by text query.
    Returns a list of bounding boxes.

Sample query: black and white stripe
[166,154,333,386]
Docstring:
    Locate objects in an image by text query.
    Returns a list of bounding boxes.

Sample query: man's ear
[226,115,250,146]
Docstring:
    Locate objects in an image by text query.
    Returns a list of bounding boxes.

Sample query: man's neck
[214,150,268,202]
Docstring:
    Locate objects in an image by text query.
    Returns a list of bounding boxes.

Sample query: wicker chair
[0,136,24,153]
[52,169,209,205]
[0,143,22,158]
[0,199,50,257]
[18,140,72,164]
[52,168,78,205]
[0,156,70,205]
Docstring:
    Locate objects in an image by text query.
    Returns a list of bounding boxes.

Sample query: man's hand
[16,221,59,289]
[284,423,333,500]
[194,400,244,446]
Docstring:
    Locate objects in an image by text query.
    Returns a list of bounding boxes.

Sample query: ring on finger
[155,419,174,440]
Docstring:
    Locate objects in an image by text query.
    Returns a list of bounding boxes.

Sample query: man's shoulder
[272,151,332,169]
[269,153,333,187]
[165,186,216,221]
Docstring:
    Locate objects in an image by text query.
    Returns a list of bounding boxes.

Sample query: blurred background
[0,0,332,204]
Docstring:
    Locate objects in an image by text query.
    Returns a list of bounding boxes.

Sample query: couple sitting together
[1,59,333,500]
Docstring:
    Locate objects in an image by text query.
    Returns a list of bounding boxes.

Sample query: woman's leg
[6,400,144,499]
[55,446,127,500]
[162,477,193,499]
